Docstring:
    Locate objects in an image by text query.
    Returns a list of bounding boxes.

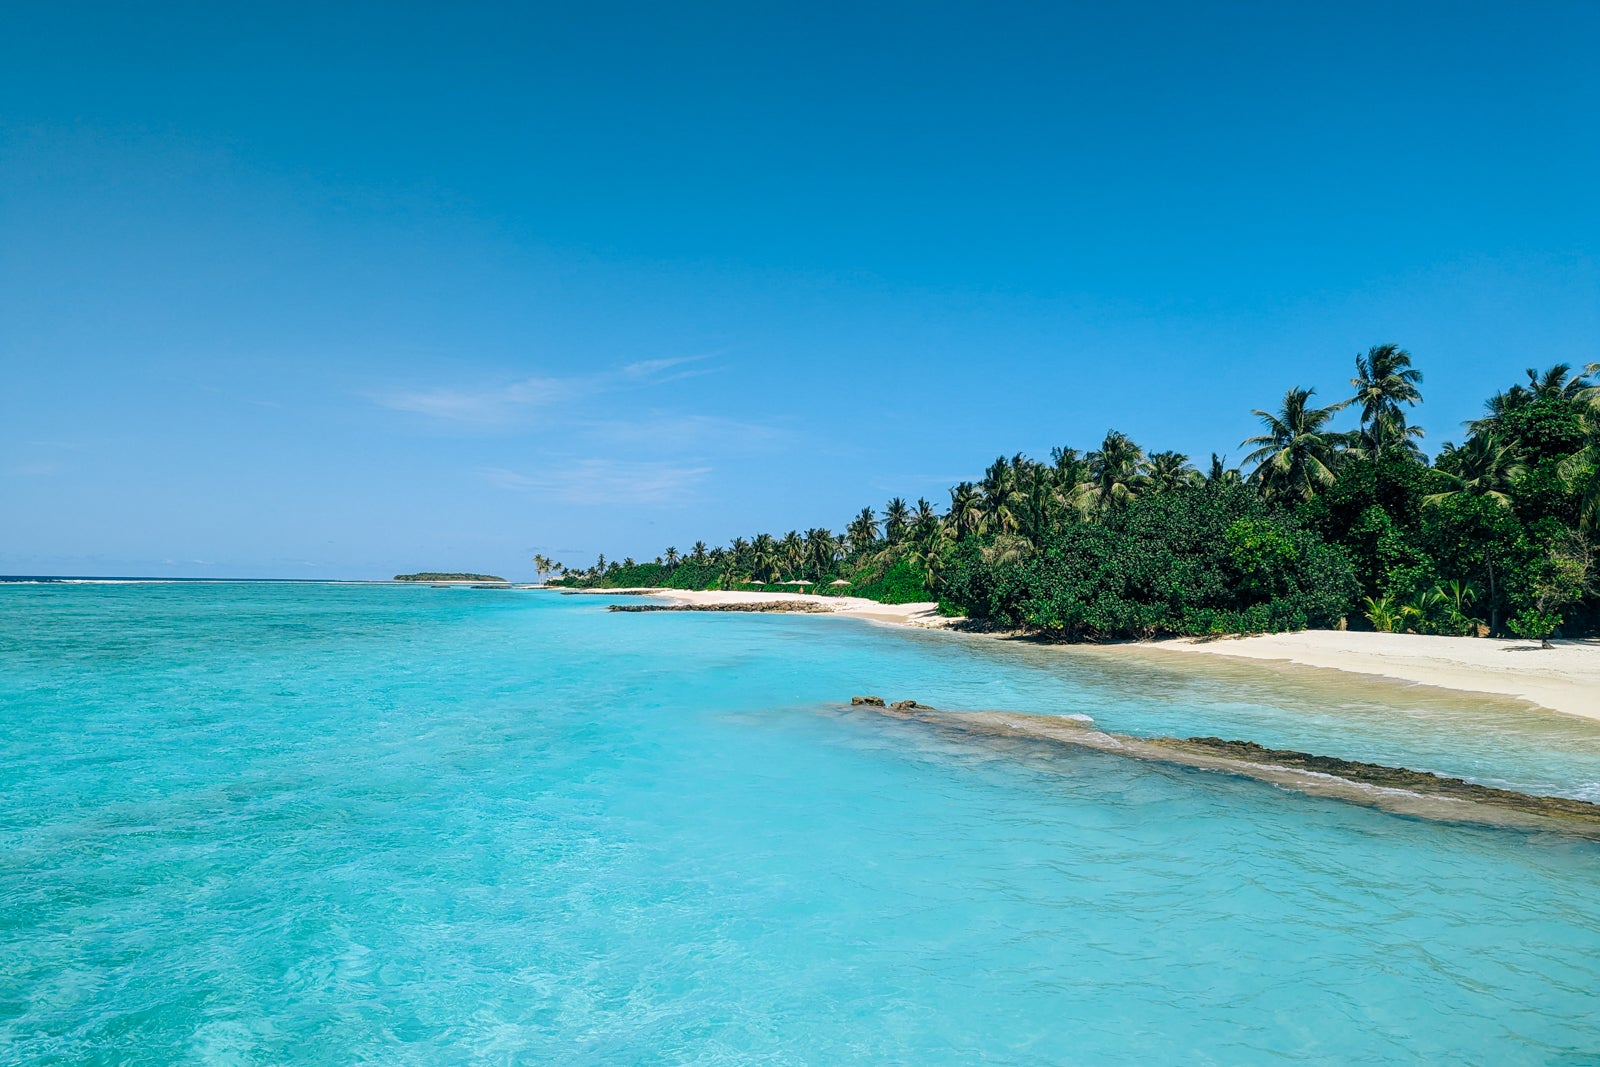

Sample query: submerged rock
[1172,737,1600,823]
[847,700,1600,836]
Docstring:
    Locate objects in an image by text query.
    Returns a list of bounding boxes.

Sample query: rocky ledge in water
[609,601,834,614]
[853,699,1600,836]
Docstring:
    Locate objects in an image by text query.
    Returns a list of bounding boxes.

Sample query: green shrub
[940,484,1356,640]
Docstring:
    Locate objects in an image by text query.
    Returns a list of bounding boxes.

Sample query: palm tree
[1241,387,1349,503]
[1558,414,1600,531]
[979,457,1022,535]
[884,498,910,545]
[1349,344,1423,457]
[1424,435,1525,510]
[1437,579,1481,633]
[664,546,679,568]
[947,482,984,539]
[750,533,778,582]
[690,541,708,564]
[717,551,740,587]
[1360,411,1426,459]
[846,507,880,555]
[780,530,804,577]
[1015,459,1055,544]
[1400,586,1445,633]
[1145,451,1198,493]
[1049,446,1093,519]
[1205,453,1242,487]
[532,554,553,579]
[1577,362,1600,408]
[1465,388,1528,439]
[907,520,948,593]
[1362,594,1403,633]
[1524,363,1582,400]
[1084,430,1146,511]
[805,528,839,578]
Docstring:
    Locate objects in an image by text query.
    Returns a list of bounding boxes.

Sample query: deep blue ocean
[4,582,1600,1064]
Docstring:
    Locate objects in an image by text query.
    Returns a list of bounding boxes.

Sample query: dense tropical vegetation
[551,350,1600,643]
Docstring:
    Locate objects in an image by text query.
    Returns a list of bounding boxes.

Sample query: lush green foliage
[846,559,934,605]
[551,352,1600,642]
[938,486,1355,638]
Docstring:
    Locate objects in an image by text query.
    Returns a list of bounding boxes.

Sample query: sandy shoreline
[567,587,956,629]
[559,587,1600,722]
[1138,631,1600,723]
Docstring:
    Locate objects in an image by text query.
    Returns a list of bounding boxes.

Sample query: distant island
[394,572,507,583]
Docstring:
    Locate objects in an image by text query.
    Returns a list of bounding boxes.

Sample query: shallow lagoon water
[3,582,1600,1063]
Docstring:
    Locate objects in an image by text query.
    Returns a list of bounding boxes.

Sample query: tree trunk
[1486,558,1499,637]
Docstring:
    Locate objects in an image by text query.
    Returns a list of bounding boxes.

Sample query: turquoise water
[4,583,1600,1064]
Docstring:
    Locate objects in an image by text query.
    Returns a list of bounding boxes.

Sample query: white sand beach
[585,587,955,629]
[568,587,1600,722]
[1138,631,1600,723]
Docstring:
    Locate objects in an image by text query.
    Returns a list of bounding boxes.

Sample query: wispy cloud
[371,354,717,426]
[376,376,574,423]
[617,355,716,383]
[479,459,711,504]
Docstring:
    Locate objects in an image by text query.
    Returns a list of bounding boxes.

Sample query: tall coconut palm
[846,507,880,555]
[1241,387,1350,503]
[1084,431,1146,511]
[1349,344,1423,456]
[1524,363,1583,400]
[805,528,839,578]
[978,457,1022,535]
[780,530,804,576]
[750,533,778,582]
[1558,416,1600,531]
[947,482,984,539]
[1049,446,1093,519]
[1145,451,1198,493]
[1205,453,1242,487]
[913,497,939,541]
[884,498,910,545]
[1424,436,1525,511]
[664,546,679,568]
[1360,411,1427,459]
[907,516,949,592]
[690,541,708,564]
[1015,459,1055,545]
[1465,388,1527,439]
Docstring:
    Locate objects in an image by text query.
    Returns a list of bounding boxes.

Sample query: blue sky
[3,2,1597,579]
